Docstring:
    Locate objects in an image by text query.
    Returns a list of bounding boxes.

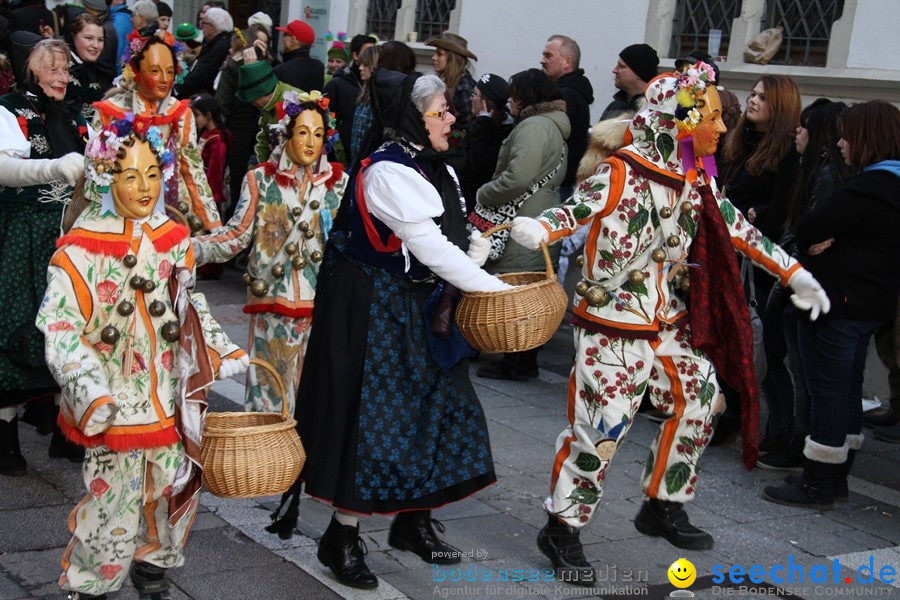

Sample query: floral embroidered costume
[36,119,246,598]
[93,32,221,232]
[194,91,348,414]
[510,63,829,574]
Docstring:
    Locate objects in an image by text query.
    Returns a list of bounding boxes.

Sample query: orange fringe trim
[151,222,190,253]
[325,162,344,190]
[58,413,180,451]
[93,99,190,129]
[243,303,313,318]
[56,234,130,258]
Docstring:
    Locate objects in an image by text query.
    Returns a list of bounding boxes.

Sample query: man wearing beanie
[326,42,350,81]
[600,43,659,120]
[274,19,325,93]
[540,34,594,200]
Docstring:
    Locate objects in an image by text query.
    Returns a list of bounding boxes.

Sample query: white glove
[83,402,115,435]
[510,216,549,251]
[53,152,85,186]
[789,268,831,321]
[466,230,491,266]
[217,354,250,380]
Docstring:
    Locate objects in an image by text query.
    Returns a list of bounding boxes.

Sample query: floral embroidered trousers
[546,321,725,528]
[245,313,311,414]
[60,443,195,595]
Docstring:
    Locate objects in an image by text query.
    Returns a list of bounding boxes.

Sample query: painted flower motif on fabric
[160,349,174,371]
[89,477,110,497]
[97,280,119,304]
[48,321,75,332]
[256,203,291,256]
[257,337,299,392]
[99,563,123,580]
[157,259,173,280]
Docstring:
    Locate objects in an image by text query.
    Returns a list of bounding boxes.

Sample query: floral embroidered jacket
[536,78,802,338]
[193,149,347,318]
[37,204,245,450]
[93,92,221,229]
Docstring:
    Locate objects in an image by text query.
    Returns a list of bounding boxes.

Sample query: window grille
[669,0,741,59]
[367,0,401,41]
[416,0,456,41]
[762,0,845,66]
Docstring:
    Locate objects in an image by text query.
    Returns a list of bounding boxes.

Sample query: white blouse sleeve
[364,161,510,292]
[0,106,31,158]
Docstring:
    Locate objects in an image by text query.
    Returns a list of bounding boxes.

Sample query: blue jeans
[798,316,885,448]
[783,307,810,439]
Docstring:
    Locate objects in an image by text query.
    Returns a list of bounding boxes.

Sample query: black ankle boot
[265,490,300,540]
[536,514,595,586]
[317,516,378,589]
[476,354,529,381]
[0,417,27,477]
[22,400,57,435]
[130,561,171,600]
[762,458,840,509]
[49,423,85,462]
[634,499,714,550]
[66,592,107,599]
[388,510,461,564]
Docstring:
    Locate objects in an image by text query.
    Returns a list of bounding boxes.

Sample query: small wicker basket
[201,358,306,498]
[456,223,568,353]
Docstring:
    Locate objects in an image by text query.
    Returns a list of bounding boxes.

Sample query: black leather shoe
[634,499,714,550]
[756,449,803,471]
[864,407,898,428]
[536,514,595,587]
[0,417,27,477]
[388,510,461,565]
[49,424,85,462]
[22,400,57,435]
[317,516,378,589]
[130,562,171,600]
[477,354,531,381]
[66,593,107,599]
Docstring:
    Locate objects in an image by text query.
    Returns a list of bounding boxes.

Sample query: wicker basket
[201,358,306,498]
[456,223,568,353]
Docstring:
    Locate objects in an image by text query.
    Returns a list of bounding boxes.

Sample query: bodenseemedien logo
[668,558,696,598]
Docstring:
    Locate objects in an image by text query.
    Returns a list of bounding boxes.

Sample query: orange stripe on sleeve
[50,251,93,325]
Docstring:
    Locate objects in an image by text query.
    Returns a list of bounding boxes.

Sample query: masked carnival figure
[93,30,221,233]
[37,119,248,600]
[509,62,830,582]
[193,91,347,415]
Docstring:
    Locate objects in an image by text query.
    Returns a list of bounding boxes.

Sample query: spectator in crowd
[175,6,232,98]
[764,100,900,507]
[756,99,854,471]
[461,73,513,210]
[81,0,119,76]
[324,33,376,167]
[235,58,300,163]
[0,38,86,476]
[129,0,158,40]
[50,3,85,38]
[472,69,569,381]
[377,40,417,74]
[248,10,274,58]
[426,31,477,177]
[289,71,507,589]
[716,75,801,450]
[600,43,658,120]
[197,1,225,26]
[156,1,172,31]
[871,316,900,442]
[325,41,349,83]
[540,34,593,199]
[349,44,380,165]
[174,21,204,67]
[107,0,134,75]
[64,12,113,121]
[273,19,324,93]
[9,0,54,37]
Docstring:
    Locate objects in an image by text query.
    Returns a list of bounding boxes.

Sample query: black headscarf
[10,32,86,158]
[356,68,469,251]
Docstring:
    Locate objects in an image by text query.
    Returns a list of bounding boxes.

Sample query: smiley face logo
[668,558,696,588]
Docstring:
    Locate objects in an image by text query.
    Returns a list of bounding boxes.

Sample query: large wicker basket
[456,223,568,353]
[201,358,306,498]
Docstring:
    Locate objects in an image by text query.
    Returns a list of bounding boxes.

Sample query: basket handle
[480,222,554,279]
[249,358,290,419]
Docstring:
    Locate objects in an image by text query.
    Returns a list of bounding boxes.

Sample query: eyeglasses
[424,110,449,119]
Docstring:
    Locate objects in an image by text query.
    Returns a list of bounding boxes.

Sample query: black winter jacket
[324,65,363,158]
[175,31,231,99]
[556,69,594,187]
[273,47,325,93]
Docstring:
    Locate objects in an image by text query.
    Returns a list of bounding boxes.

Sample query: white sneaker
[862,396,882,412]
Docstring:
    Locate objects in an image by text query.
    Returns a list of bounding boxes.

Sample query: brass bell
[309,200,320,210]
[148,300,166,317]
[271,264,284,278]
[303,229,315,239]
[575,280,590,297]
[291,207,302,217]
[298,221,309,232]
[100,325,120,345]
[310,250,323,263]
[576,255,585,267]
[129,275,145,290]
[659,206,673,219]
[628,270,645,285]
[679,277,691,292]
[117,301,134,317]
[123,255,137,268]
[583,285,607,308]
[677,264,690,277]
[651,248,667,263]
[250,280,269,297]
[142,280,156,294]
[177,201,189,213]
[682,201,693,213]
[292,255,307,270]
[666,235,680,248]
[285,242,298,256]
[241,273,253,286]
[160,321,180,343]
[188,215,204,232]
